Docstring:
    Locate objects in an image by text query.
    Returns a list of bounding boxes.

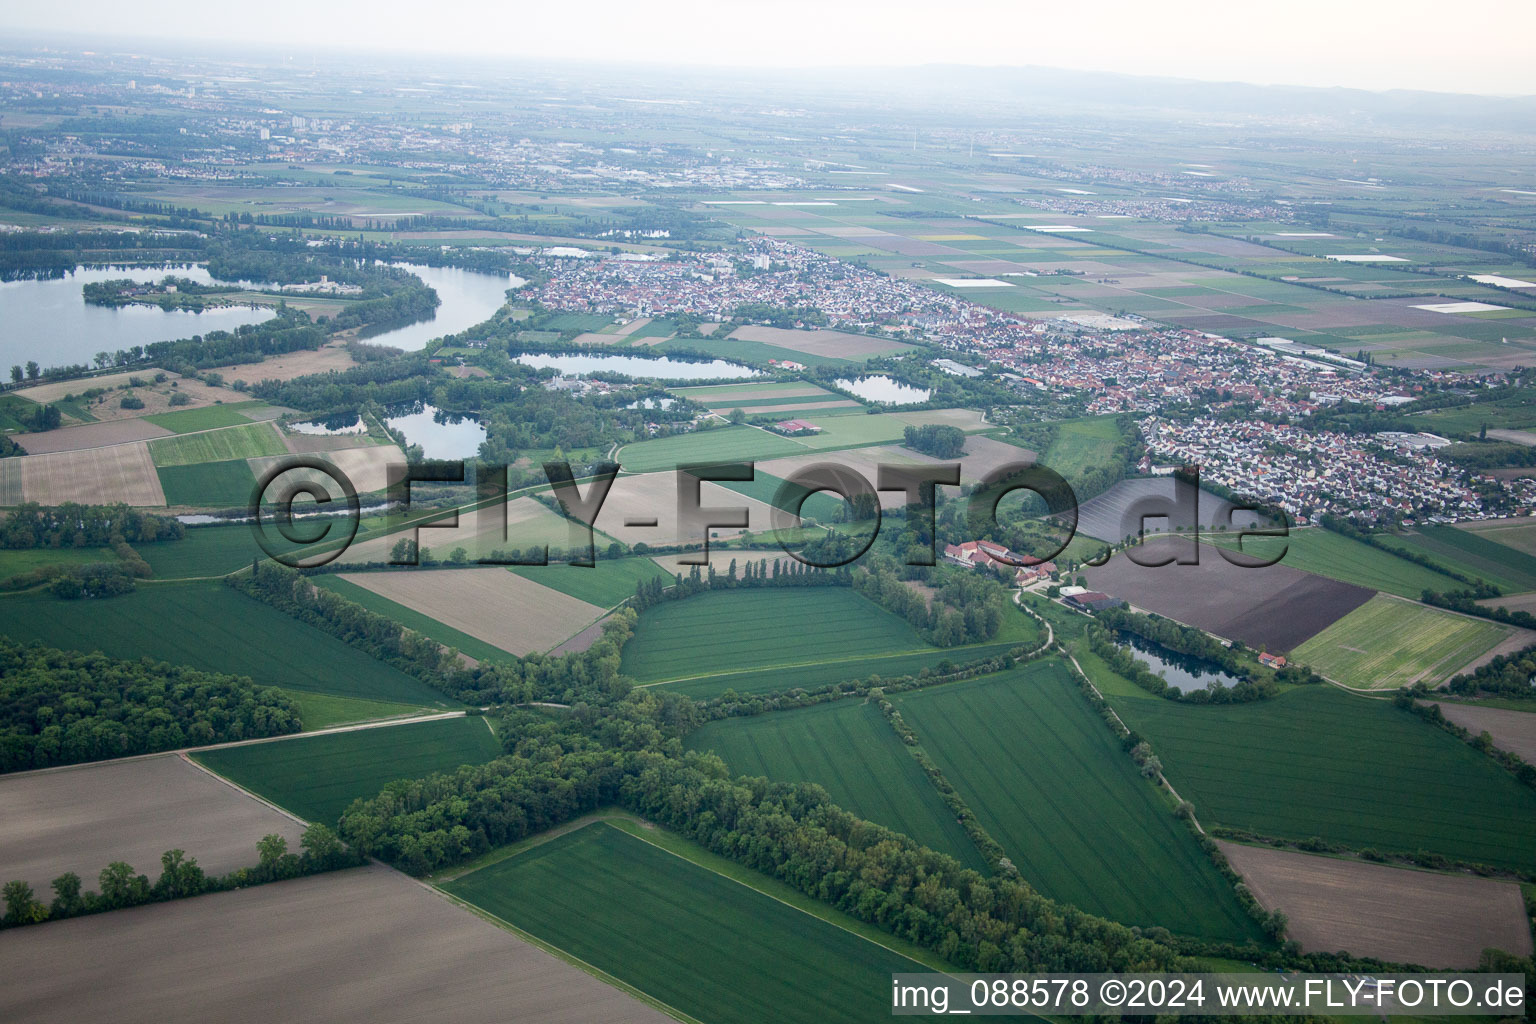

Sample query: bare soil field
[758,438,1028,506]
[1480,591,1536,614]
[727,324,914,358]
[592,471,776,547]
[0,863,670,1024]
[249,443,405,497]
[890,408,990,430]
[0,754,304,894]
[16,441,167,506]
[1217,841,1532,967]
[218,342,359,383]
[548,613,614,655]
[1074,477,1271,543]
[340,568,604,655]
[13,418,172,455]
[1433,701,1536,762]
[1083,536,1374,651]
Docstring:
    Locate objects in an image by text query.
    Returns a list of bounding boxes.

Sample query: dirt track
[1218,840,1531,967]
[0,863,671,1024]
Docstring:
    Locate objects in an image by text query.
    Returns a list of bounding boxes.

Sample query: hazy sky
[4,0,1534,96]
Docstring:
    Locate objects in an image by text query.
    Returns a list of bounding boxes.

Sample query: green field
[139,520,390,578]
[685,698,989,871]
[1292,595,1510,689]
[1040,416,1126,489]
[0,582,453,706]
[0,545,120,579]
[1458,518,1536,560]
[283,690,437,731]
[509,555,672,608]
[715,469,851,524]
[142,401,268,433]
[622,589,919,683]
[1099,680,1536,873]
[1380,526,1536,594]
[652,638,1030,698]
[616,425,806,473]
[313,575,517,663]
[1415,392,1536,436]
[156,458,259,507]
[631,588,1042,697]
[1205,528,1465,599]
[443,822,922,1024]
[194,716,500,824]
[148,422,288,467]
[891,660,1264,942]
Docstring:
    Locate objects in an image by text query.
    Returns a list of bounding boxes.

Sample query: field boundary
[0,710,469,780]
[180,750,313,827]
[426,879,703,1024]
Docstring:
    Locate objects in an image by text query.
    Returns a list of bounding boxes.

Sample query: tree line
[1,827,359,930]
[1,502,185,549]
[0,638,301,772]
[337,744,1189,973]
[852,555,1009,647]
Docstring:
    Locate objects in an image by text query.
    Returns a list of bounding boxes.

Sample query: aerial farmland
[1,18,1535,1024]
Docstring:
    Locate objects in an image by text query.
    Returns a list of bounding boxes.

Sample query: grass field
[1380,526,1536,594]
[1416,392,1536,436]
[716,469,851,524]
[0,545,119,578]
[194,716,500,824]
[622,589,920,683]
[0,582,454,706]
[630,587,1042,697]
[1040,416,1127,489]
[510,555,672,609]
[891,660,1265,942]
[443,822,922,1024]
[148,422,287,467]
[1205,528,1465,599]
[283,690,437,731]
[313,575,518,662]
[1292,595,1510,689]
[684,698,989,872]
[156,458,259,507]
[1458,517,1536,560]
[142,402,268,433]
[616,425,806,473]
[1098,681,1536,873]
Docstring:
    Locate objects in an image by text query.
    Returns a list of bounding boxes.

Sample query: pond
[287,413,369,436]
[361,264,521,351]
[834,375,931,405]
[513,351,759,381]
[1115,630,1244,694]
[0,265,276,370]
[385,402,487,460]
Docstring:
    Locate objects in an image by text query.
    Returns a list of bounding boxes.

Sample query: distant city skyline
[2,0,1534,98]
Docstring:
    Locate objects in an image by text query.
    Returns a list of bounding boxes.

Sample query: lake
[1116,630,1244,694]
[0,265,276,370]
[385,402,487,460]
[0,262,517,371]
[835,375,931,404]
[363,264,521,351]
[513,351,759,381]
